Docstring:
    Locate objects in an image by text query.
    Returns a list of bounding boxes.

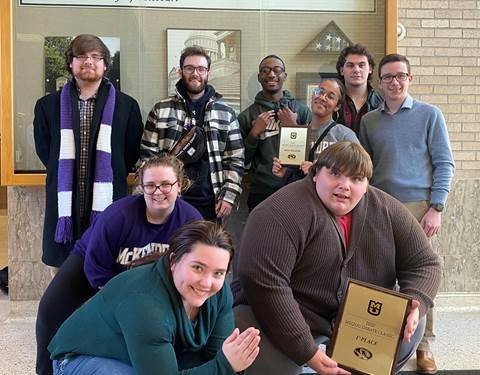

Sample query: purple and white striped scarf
[55,80,116,243]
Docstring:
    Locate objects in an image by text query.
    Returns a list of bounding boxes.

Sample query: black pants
[192,203,217,222]
[35,253,96,375]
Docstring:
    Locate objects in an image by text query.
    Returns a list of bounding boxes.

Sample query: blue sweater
[49,257,236,374]
[72,195,202,288]
[359,96,455,205]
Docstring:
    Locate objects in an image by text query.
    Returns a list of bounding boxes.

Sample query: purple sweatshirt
[72,195,202,288]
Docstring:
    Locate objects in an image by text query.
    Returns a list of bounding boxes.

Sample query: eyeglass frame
[379,72,410,83]
[182,65,209,75]
[259,66,285,75]
[311,87,339,102]
[142,181,178,195]
[73,54,105,63]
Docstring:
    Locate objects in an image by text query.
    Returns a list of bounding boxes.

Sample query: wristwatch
[430,203,444,212]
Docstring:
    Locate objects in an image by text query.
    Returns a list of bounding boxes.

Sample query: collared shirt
[379,94,413,113]
[77,94,96,219]
[339,88,383,136]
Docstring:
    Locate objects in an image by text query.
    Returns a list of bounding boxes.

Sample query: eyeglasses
[142,181,178,195]
[182,65,209,75]
[259,66,285,75]
[380,72,409,83]
[73,54,104,63]
[311,87,338,102]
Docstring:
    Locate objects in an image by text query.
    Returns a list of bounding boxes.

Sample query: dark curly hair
[336,43,375,85]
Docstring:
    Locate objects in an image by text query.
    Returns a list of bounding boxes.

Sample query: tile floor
[0,294,479,374]
[0,206,479,374]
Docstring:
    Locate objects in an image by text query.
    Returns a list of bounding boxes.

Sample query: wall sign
[20,0,375,12]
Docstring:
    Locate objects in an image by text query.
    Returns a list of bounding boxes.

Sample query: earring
[333,110,339,122]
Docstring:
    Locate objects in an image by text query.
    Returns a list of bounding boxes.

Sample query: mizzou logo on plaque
[368,300,382,316]
[353,347,373,360]
[287,154,296,159]
[290,132,297,139]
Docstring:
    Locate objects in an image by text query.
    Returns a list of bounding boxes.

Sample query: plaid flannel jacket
[140,90,244,207]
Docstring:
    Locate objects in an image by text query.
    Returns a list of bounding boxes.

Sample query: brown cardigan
[233,175,441,366]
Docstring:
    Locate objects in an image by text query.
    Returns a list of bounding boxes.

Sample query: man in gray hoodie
[238,55,311,211]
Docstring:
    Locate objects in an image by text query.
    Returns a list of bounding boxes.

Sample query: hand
[277,107,298,126]
[403,299,420,342]
[307,349,350,375]
[272,157,286,178]
[300,161,313,175]
[250,110,275,138]
[420,208,442,237]
[222,327,261,372]
[216,200,233,219]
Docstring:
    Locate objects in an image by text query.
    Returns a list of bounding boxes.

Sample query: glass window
[1,1,393,183]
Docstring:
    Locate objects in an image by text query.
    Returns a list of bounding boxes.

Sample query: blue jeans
[53,355,135,375]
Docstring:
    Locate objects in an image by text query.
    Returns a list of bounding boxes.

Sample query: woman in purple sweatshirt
[36,154,202,375]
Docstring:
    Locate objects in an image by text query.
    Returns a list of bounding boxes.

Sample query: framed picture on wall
[167,28,241,114]
[296,72,337,110]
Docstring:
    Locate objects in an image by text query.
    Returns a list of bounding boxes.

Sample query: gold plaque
[329,279,411,375]
[278,125,309,166]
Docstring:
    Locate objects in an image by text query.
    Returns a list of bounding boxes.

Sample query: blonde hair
[136,154,191,193]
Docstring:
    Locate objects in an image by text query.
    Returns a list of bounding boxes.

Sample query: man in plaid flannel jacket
[140,46,244,221]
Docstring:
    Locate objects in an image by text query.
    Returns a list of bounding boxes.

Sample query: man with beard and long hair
[238,55,311,211]
[33,34,143,271]
[141,46,244,222]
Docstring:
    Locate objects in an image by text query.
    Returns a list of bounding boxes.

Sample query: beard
[74,67,104,83]
[181,74,208,95]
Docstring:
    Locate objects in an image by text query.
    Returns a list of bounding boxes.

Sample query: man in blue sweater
[360,54,455,375]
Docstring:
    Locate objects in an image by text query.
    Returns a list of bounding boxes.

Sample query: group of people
[32,33,454,375]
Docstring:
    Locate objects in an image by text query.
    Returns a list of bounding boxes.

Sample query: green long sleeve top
[238,90,312,194]
[48,257,236,375]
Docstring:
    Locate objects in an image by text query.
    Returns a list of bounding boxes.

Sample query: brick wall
[398,0,480,178]
[397,1,480,292]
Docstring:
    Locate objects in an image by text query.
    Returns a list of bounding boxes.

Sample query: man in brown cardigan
[232,141,441,375]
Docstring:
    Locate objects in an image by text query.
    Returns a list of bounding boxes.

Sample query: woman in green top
[49,221,260,375]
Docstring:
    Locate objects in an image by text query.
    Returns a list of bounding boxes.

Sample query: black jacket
[34,79,143,266]
[337,87,383,136]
